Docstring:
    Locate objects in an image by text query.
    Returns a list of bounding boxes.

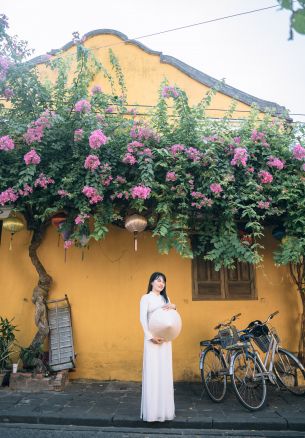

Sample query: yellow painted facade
[0,31,300,381]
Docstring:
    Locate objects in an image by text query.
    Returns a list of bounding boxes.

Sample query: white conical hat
[149,308,182,341]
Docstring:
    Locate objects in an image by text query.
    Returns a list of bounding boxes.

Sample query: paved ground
[1,423,305,438]
[0,381,304,433]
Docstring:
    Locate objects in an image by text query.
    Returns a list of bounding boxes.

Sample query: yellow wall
[0,225,301,381]
[38,32,257,120]
[1,32,298,381]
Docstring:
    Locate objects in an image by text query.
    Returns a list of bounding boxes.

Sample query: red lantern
[240,232,253,246]
[51,213,67,228]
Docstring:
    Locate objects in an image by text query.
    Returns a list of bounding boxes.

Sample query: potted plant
[0,317,18,386]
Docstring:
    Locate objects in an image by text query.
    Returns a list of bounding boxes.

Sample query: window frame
[192,258,257,301]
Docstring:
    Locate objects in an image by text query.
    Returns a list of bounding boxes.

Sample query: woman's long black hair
[146,272,169,303]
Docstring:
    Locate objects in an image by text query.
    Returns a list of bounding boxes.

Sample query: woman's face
[151,276,165,293]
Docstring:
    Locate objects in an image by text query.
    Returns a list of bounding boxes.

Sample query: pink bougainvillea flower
[258,201,270,209]
[251,129,269,147]
[161,85,180,99]
[170,144,185,155]
[210,183,223,194]
[130,124,159,142]
[267,156,285,170]
[0,135,15,151]
[0,56,10,81]
[89,129,108,149]
[166,171,177,182]
[74,99,91,113]
[18,184,33,197]
[105,106,114,113]
[3,88,14,100]
[84,154,100,171]
[186,147,201,161]
[58,189,70,197]
[34,173,55,188]
[128,141,144,151]
[191,191,213,208]
[293,144,305,161]
[24,149,41,165]
[131,185,151,199]
[123,153,137,165]
[230,147,248,167]
[23,125,44,144]
[74,128,84,142]
[101,175,113,187]
[23,110,56,145]
[75,213,90,225]
[82,186,103,204]
[258,170,273,184]
[64,240,73,249]
[0,187,18,205]
[91,85,102,95]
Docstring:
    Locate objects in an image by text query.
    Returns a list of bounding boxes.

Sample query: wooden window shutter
[192,258,256,301]
[226,261,256,300]
[192,259,225,300]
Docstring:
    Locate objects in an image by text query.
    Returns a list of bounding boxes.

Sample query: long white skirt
[141,339,175,422]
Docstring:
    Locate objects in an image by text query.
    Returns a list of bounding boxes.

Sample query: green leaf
[278,0,293,9]
[292,9,305,34]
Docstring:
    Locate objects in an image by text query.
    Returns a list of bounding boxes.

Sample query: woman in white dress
[140,272,177,422]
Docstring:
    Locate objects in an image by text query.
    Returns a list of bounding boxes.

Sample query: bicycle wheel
[231,350,267,410]
[274,348,305,395]
[201,347,227,402]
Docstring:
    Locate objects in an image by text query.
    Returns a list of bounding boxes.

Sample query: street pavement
[0,381,304,435]
[1,423,305,438]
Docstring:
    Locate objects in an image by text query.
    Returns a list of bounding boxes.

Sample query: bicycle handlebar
[214,312,241,330]
[269,310,279,320]
[246,310,280,333]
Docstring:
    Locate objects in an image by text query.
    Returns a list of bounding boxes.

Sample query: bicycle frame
[229,324,305,384]
[229,334,276,384]
[200,343,241,377]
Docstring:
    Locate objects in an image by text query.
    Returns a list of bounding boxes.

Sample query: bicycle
[230,310,305,411]
[199,313,242,402]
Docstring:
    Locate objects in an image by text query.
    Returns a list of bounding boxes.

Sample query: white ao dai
[140,292,175,422]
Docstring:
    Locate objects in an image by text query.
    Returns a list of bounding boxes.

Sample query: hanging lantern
[272,226,286,241]
[51,212,67,228]
[79,234,90,247]
[2,216,25,250]
[240,233,253,246]
[79,234,90,261]
[0,207,12,219]
[59,223,73,241]
[125,214,147,251]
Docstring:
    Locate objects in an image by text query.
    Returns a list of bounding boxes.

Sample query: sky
[2,0,305,122]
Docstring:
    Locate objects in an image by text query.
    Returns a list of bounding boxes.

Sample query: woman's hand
[151,336,164,344]
[162,303,176,311]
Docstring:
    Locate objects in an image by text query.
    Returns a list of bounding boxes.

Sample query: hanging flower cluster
[0,135,14,151]
[24,149,41,165]
[89,129,108,149]
[74,99,91,113]
[0,30,304,268]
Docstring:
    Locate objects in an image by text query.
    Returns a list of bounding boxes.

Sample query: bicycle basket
[248,321,280,353]
[218,325,239,348]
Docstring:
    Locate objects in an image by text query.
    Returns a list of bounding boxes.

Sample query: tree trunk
[298,292,305,364]
[28,223,52,351]
[289,262,305,364]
